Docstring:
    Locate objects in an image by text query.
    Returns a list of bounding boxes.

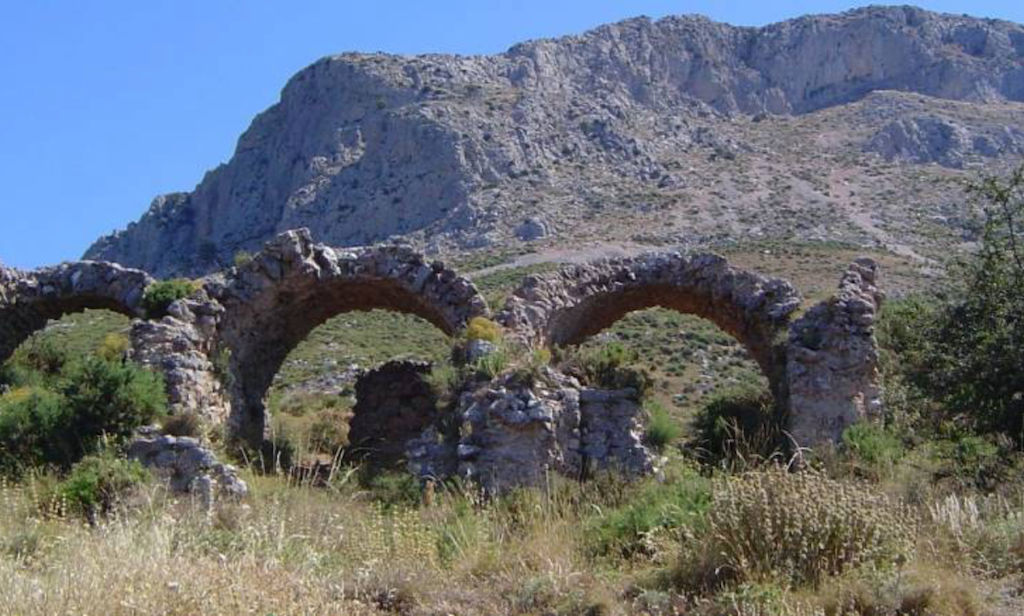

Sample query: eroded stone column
[786,258,885,447]
[130,295,231,426]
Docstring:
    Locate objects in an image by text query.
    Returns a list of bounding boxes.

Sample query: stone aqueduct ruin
[0,229,885,487]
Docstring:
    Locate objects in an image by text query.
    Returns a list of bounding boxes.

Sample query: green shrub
[688,384,785,468]
[14,337,69,378]
[898,166,1024,440]
[509,347,552,387]
[232,250,253,268]
[675,467,916,591]
[585,471,710,559]
[54,452,150,518]
[0,357,166,475]
[141,278,197,319]
[842,422,905,468]
[471,347,509,381]
[0,386,74,473]
[59,356,166,447]
[643,401,681,452]
[96,333,131,362]
[930,435,1010,491]
[361,469,422,509]
[571,342,652,396]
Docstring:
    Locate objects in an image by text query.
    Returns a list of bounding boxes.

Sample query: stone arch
[0,261,152,365]
[498,252,802,395]
[208,230,487,444]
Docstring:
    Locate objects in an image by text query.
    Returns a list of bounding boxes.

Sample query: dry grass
[0,473,625,615]
[2,454,1024,614]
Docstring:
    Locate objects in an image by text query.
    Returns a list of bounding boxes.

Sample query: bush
[141,278,197,319]
[899,166,1024,440]
[59,356,166,446]
[14,337,69,378]
[54,452,150,518]
[361,469,423,509]
[96,333,130,362]
[232,250,253,268]
[571,342,651,396]
[471,347,509,381]
[688,384,785,468]
[644,401,681,452]
[585,471,710,559]
[465,317,503,344]
[676,467,916,591]
[0,357,166,474]
[842,422,905,469]
[160,412,202,438]
[0,386,73,473]
[930,434,1011,491]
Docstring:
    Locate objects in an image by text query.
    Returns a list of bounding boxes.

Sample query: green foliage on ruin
[141,278,198,319]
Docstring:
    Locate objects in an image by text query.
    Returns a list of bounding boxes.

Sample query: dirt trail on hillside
[466,243,651,278]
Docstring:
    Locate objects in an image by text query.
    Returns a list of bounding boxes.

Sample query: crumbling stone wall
[128,427,248,502]
[407,369,654,494]
[578,388,653,477]
[787,258,886,447]
[3,234,887,492]
[349,360,439,464]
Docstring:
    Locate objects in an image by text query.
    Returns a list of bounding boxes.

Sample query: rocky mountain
[85,5,1024,276]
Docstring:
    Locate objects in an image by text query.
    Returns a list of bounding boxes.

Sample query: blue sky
[2,1,1023,269]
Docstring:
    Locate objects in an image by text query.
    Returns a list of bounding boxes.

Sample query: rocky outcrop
[787,258,886,447]
[407,369,654,494]
[84,7,1024,276]
[865,115,1024,167]
[515,218,549,242]
[0,261,152,365]
[499,252,801,389]
[128,429,248,503]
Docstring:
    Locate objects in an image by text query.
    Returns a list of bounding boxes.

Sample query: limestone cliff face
[85,6,1024,276]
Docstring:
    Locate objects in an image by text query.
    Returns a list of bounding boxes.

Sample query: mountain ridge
[85,5,1024,276]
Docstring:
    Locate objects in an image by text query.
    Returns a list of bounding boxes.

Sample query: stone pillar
[579,388,654,476]
[349,360,439,464]
[786,258,885,447]
[130,296,230,426]
[406,369,656,494]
